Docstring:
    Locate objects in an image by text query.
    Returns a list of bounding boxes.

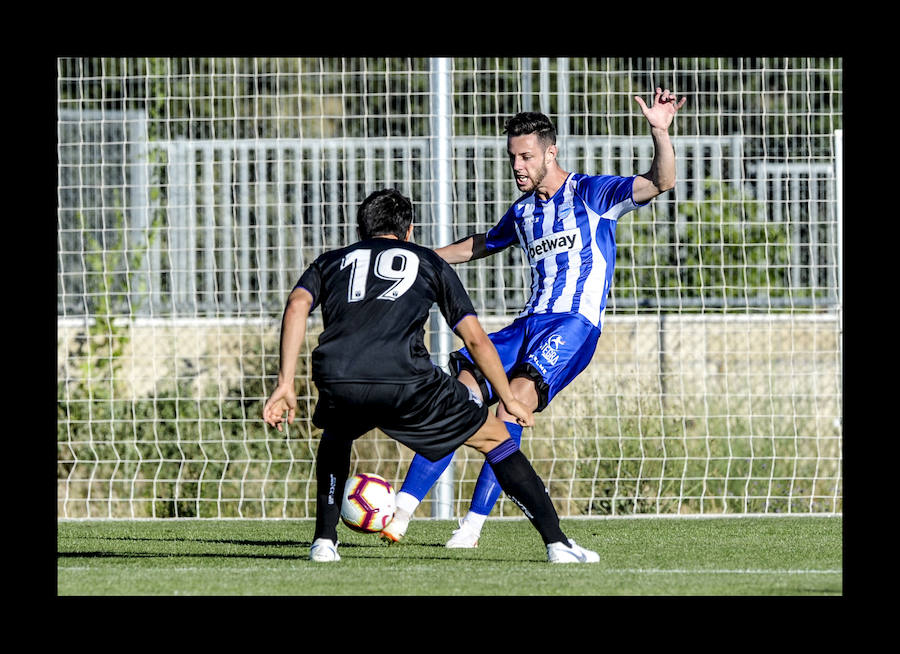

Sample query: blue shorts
[449,312,601,412]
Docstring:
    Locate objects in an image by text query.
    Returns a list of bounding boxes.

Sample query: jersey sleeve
[294,261,322,310]
[579,174,649,219]
[434,256,477,330]
[484,205,518,253]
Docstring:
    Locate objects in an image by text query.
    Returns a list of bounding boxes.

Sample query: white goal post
[57,57,842,519]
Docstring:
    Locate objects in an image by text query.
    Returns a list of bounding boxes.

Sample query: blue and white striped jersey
[485,173,647,329]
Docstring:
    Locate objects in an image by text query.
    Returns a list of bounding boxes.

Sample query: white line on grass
[607,568,842,575]
[58,566,842,575]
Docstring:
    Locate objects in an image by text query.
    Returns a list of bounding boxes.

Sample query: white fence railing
[57,117,840,318]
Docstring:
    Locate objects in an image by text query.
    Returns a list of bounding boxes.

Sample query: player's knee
[464,433,497,455]
[510,377,539,405]
[495,378,538,422]
[464,415,508,454]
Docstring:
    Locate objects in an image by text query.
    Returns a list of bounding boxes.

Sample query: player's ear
[404,224,414,242]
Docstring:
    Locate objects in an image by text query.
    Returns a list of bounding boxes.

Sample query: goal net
[57,57,842,519]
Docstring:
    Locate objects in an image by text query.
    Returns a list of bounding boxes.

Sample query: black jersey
[296,238,476,384]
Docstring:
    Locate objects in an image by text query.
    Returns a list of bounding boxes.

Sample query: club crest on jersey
[527,228,581,262]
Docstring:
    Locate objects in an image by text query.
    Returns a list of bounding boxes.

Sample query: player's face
[507,133,555,193]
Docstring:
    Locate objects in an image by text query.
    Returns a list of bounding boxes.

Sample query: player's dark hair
[357,188,413,240]
[504,112,557,149]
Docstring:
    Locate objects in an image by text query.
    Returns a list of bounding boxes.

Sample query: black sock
[488,448,568,546]
[313,431,353,543]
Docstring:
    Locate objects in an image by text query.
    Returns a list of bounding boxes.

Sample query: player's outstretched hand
[503,398,535,428]
[634,87,686,131]
[263,383,297,432]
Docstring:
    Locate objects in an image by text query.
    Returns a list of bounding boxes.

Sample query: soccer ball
[340,473,396,533]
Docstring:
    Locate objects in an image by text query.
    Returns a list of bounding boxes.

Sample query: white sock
[395,491,420,519]
[462,510,488,533]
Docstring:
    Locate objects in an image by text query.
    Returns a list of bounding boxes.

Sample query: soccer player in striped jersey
[382,88,686,547]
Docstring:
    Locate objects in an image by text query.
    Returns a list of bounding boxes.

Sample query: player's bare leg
[457,369,482,396]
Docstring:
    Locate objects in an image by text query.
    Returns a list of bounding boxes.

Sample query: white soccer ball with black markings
[340,473,396,533]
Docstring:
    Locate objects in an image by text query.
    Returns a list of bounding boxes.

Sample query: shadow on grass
[62,533,460,549]
[58,550,311,561]
[56,538,484,562]
[63,534,311,548]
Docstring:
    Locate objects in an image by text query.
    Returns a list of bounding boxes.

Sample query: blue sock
[470,421,523,515]
[399,450,455,502]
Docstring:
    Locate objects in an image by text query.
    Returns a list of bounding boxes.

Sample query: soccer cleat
[380,511,409,544]
[309,538,341,562]
[546,538,600,563]
[445,518,481,548]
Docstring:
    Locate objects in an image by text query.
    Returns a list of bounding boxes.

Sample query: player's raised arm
[632,87,687,205]
[263,286,314,431]
[453,314,534,428]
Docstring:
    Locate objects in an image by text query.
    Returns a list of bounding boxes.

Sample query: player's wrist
[275,374,296,389]
[499,395,518,411]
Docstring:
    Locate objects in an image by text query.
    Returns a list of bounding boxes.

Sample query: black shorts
[312,367,489,462]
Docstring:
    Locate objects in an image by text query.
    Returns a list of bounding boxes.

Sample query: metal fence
[57,110,840,319]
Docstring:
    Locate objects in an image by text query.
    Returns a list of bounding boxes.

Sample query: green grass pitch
[57,516,841,596]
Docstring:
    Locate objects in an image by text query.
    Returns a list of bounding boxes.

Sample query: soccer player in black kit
[263,189,598,563]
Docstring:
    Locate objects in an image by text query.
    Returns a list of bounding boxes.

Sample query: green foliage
[677,180,792,307]
[58,57,842,147]
[59,326,319,519]
[613,180,795,311]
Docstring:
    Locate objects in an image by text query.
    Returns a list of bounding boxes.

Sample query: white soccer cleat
[547,538,600,563]
[309,538,341,562]
[380,511,409,544]
[445,518,481,548]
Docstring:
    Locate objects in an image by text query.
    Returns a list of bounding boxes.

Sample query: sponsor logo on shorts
[527,333,565,374]
[540,334,564,365]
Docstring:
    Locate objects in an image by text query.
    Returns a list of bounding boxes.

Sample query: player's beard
[515,162,548,193]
